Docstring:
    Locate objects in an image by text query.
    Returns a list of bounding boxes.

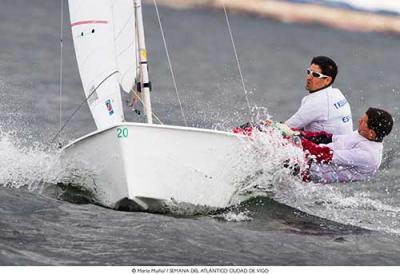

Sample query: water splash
[0,130,63,191]
[212,109,400,233]
[213,106,272,132]
[229,123,307,202]
[213,211,253,222]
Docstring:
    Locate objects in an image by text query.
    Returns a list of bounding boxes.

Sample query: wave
[216,196,369,236]
[231,170,400,235]
[1,125,400,235]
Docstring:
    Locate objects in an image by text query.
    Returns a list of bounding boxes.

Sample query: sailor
[285,56,353,135]
[297,107,393,183]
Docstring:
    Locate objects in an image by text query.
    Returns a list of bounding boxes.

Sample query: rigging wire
[58,0,64,141]
[222,1,252,116]
[152,0,188,127]
[50,71,119,144]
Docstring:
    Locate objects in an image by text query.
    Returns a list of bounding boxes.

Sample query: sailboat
[62,0,255,211]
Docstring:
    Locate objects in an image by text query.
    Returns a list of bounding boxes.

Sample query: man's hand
[273,122,297,137]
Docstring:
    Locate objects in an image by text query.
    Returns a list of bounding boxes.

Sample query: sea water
[0,0,400,265]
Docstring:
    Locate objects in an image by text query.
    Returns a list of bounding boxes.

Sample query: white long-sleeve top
[309,131,383,183]
[286,86,353,135]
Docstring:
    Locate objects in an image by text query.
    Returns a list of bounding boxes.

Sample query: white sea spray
[214,211,253,222]
[0,130,63,191]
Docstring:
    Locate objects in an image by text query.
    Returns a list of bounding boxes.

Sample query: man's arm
[286,97,323,130]
[301,138,333,163]
[299,130,333,144]
[330,148,372,168]
[301,137,373,171]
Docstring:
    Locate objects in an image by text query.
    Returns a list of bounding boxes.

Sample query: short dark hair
[311,56,338,84]
[366,107,394,142]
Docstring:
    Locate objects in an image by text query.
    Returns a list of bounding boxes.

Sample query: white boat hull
[61,122,253,210]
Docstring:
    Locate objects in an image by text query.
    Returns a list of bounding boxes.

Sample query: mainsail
[112,0,138,93]
[68,0,138,129]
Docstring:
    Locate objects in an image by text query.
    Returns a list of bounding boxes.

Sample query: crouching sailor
[299,107,393,183]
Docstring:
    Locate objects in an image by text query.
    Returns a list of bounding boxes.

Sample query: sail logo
[105,99,114,116]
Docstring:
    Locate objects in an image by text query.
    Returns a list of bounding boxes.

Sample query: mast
[135,0,153,124]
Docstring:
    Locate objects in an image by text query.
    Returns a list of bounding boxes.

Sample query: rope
[153,0,188,127]
[222,1,252,116]
[50,71,119,144]
[130,89,164,125]
[58,0,64,141]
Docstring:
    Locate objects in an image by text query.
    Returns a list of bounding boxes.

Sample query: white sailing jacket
[309,131,383,183]
[286,86,353,135]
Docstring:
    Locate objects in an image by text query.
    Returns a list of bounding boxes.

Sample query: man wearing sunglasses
[296,107,393,183]
[285,56,353,135]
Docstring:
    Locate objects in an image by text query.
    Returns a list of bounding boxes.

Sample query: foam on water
[274,181,400,234]
[213,211,253,222]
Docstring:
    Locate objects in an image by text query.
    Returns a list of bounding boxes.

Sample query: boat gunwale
[62,122,246,151]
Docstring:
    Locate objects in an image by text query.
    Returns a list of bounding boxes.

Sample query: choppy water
[1,0,400,265]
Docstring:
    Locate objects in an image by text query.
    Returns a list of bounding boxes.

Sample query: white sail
[112,0,138,93]
[69,0,137,129]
